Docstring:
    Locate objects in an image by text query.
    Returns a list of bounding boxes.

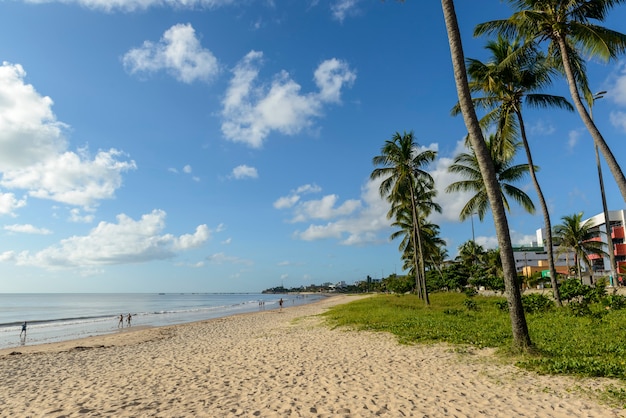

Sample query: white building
[531,209,626,282]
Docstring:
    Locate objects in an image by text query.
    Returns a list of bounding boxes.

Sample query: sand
[1,294,625,417]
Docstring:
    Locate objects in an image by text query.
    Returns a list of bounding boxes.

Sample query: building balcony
[613,226,625,239]
[615,243,626,256]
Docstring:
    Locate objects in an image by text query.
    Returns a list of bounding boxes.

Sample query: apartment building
[525,209,626,283]
[581,210,626,276]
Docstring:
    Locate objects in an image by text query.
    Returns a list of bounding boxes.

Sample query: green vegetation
[322,292,626,383]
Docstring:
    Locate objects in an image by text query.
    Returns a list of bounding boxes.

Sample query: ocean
[0,293,324,351]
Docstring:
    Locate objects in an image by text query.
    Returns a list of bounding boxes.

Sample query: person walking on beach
[127,313,132,327]
[20,322,27,337]
[118,314,124,328]
[279,298,284,311]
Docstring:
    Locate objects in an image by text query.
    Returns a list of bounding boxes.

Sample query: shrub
[463,298,478,311]
[559,278,587,302]
[494,298,508,312]
[521,293,554,313]
[464,287,478,297]
[603,294,626,310]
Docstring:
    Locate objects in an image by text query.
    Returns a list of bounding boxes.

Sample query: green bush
[494,298,508,312]
[463,298,478,311]
[559,278,587,302]
[603,294,626,310]
[521,293,554,313]
[463,287,478,297]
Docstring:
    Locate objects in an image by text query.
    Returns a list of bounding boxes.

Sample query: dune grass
[322,292,626,383]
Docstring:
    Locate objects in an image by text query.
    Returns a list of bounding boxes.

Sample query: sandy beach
[1,294,625,417]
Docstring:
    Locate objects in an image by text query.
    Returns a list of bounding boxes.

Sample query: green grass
[322,293,626,383]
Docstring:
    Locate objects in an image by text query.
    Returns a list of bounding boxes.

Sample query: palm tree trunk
[595,143,618,287]
[410,188,429,305]
[515,110,562,306]
[415,216,430,305]
[556,35,626,203]
[441,0,531,350]
[575,253,583,283]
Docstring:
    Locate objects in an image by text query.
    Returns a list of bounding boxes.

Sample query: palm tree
[371,131,437,304]
[440,0,531,350]
[457,240,486,281]
[446,134,537,221]
[458,240,486,267]
[459,36,572,305]
[390,205,444,295]
[475,0,626,204]
[553,212,607,283]
[389,184,442,302]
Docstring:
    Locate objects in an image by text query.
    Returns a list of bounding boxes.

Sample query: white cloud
[221,51,356,147]
[0,62,67,171]
[567,129,582,150]
[4,224,52,235]
[0,209,209,269]
[330,0,360,22]
[231,164,258,179]
[429,140,476,223]
[293,177,391,245]
[611,61,626,106]
[183,165,192,174]
[1,148,137,208]
[0,62,136,209]
[529,120,555,136]
[273,183,321,209]
[610,111,626,132]
[123,23,220,84]
[21,0,237,12]
[274,194,300,210]
[314,58,357,103]
[0,192,27,216]
[68,208,95,223]
[206,252,253,265]
[291,194,361,222]
[286,140,473,246]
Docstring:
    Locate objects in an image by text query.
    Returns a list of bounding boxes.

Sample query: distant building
[529,209,626,283]
[581,210,626,275]
[512,244,571,279]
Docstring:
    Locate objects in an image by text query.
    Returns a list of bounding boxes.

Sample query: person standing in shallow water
[118,314,124,328]
[20,322,27,337]
[279,298,284,311]
[127,313,132,327]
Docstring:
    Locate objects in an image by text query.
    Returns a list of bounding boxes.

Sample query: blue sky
[1,0,626,293]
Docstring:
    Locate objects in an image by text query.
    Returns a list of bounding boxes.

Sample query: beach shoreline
[1,294,624,417]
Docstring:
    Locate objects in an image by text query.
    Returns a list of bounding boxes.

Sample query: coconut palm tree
[446,134,537,221]
[389,184,442,303]
[553,212,607,283]
[458,35,571,305]
[475,0,626,204]
[440,0,531,350]
[371,131,437,304]
[390,204,444,297]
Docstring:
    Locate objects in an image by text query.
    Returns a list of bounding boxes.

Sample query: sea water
[0,293,324,350]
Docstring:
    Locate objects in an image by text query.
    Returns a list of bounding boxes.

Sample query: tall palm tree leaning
[440,0,531,350]
[475,0,626,204]
[457,36,572,306]
[553,213,607,283]
[371,131,437,305]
